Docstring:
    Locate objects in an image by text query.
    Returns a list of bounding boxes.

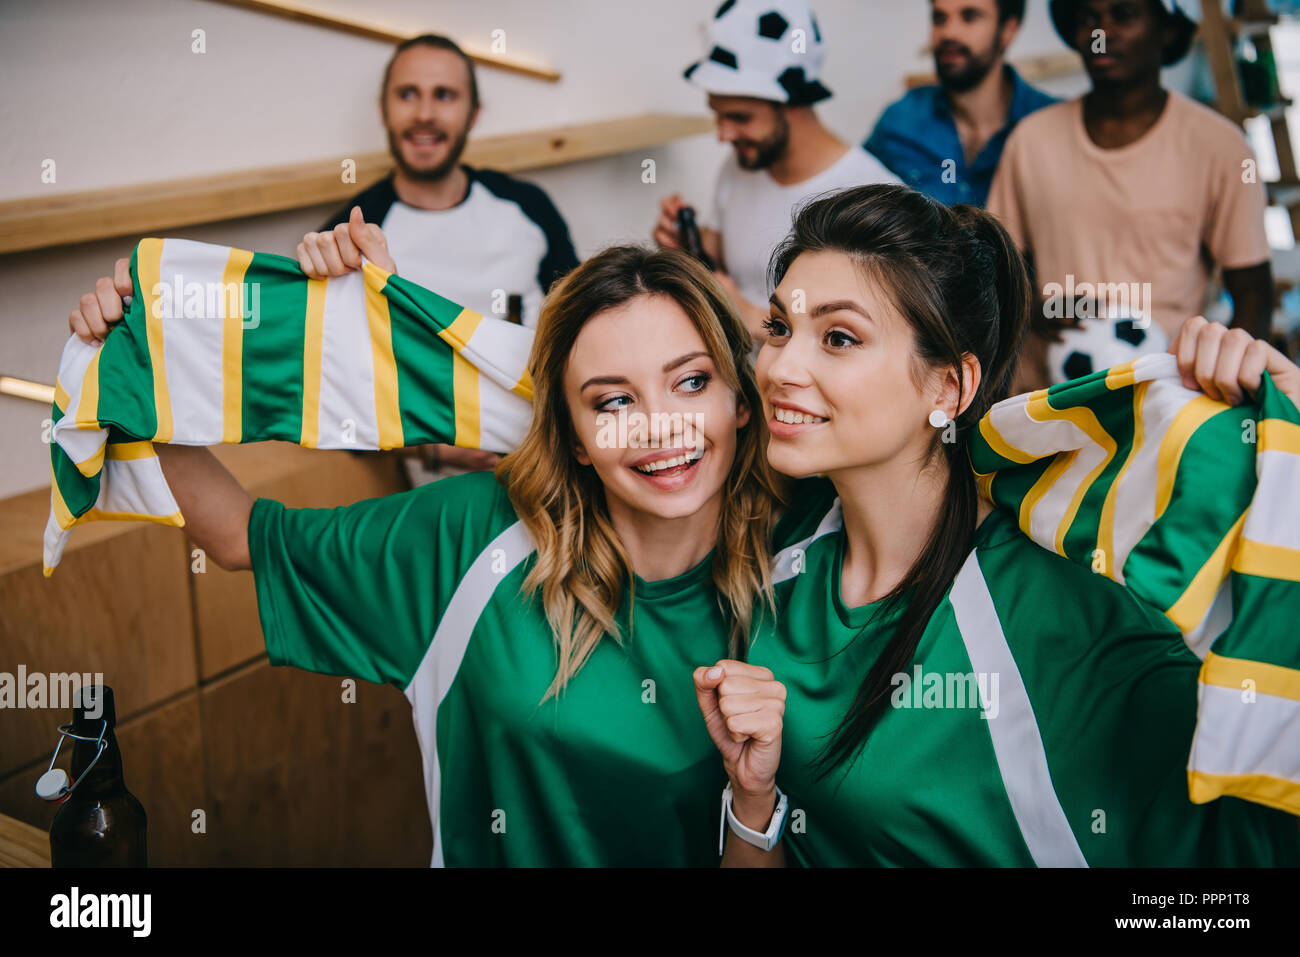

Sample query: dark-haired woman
[699,184,1300,866]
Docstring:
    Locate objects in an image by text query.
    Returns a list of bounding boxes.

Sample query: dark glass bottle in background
[505,293,523,325]
[49,685,147,867]
[1236,34,1282,109]
[676,206,716,271]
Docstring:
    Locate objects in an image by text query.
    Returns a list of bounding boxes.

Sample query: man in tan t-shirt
[988,0,1272,390]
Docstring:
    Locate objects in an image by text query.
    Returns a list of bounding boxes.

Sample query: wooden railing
[205,0,561,81]
[0,113,715,254]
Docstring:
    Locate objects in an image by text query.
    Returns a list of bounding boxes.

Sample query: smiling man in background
[315,33,579,482]
[865,0,1055,207]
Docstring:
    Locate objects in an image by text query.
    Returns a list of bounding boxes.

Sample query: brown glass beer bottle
[49,685,148,867]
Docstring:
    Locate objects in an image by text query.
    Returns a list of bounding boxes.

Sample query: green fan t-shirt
[756,477,1300,867]
[247,470,734,866]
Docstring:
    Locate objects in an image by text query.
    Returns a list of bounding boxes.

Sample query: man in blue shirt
[865,0,1055,206]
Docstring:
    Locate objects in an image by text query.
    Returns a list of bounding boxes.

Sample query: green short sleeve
[246,472,518,688]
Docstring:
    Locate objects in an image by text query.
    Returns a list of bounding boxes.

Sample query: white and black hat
[683,0,832,105]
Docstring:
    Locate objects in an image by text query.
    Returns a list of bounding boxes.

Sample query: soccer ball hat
[1046,315,1170,384]
[1049,0,1200,66]
[683,0,833,105]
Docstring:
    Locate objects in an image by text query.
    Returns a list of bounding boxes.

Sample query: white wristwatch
[718,782,788,854]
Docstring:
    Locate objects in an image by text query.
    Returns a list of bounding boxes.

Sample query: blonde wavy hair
[496,244,785,700]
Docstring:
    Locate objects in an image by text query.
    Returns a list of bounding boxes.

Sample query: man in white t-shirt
[654,0,899,342]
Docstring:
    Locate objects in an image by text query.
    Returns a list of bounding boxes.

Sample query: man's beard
[387,122,471,181]
[934,40,1001,94]
[734,110,790,171]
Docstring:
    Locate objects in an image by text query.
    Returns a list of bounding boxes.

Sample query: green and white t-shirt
[247,470,732,866]
[757,477,1300,866]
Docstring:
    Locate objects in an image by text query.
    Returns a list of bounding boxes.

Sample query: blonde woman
[70,222,783,866]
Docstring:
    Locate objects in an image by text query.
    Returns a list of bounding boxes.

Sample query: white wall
[0,0,1089,498]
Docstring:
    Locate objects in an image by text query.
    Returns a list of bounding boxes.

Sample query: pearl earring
[928,409,948,428]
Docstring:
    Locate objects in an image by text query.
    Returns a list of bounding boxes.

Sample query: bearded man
[865,0,1055,207]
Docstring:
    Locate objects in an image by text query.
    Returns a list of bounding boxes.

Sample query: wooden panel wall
[0,443,431,866]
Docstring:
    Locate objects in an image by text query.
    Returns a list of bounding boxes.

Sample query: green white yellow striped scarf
[969,352,1300,816]
[46,237,534,575]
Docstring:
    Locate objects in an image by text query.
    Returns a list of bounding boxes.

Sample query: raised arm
[152,444,253,571]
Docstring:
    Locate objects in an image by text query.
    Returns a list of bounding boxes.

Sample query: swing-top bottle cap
[36,768,69,801]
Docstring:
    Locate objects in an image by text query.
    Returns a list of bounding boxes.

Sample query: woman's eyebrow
[580,374,627,390]
[580,352,710,392]
[769,292,871,321]
[662,350,709,373]
[811,299,872,321]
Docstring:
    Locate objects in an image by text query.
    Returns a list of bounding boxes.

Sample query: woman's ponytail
[951,205,1031,408]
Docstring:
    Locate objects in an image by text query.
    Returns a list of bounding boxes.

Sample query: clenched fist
[693,660,785,802]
